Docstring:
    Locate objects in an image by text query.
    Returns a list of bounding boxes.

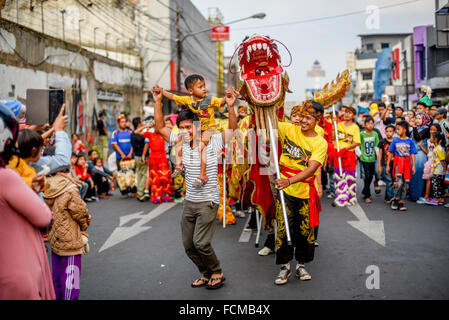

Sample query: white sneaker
[235,210,245,218]
[378,180,386,186]
[258,246,274,256]
[274,266,291,285]
[296,266,312,281]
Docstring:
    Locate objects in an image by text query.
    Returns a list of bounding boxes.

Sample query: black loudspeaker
[26,89,65,126]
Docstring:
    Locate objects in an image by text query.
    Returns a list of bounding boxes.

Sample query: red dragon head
[236,34,291,107]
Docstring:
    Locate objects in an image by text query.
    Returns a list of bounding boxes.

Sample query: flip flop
[206,275,226,290]
[191,277,210,288]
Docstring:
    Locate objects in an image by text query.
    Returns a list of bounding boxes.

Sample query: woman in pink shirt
[0,104,55,300]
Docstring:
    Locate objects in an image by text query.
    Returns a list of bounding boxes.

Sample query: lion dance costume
[143,131,173,203]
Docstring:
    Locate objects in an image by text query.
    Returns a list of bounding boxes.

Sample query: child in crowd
[94,158,110,199]
[42,169,91,300]
[359,116,379,203]
[72,133,86,155]
[154,75,227,188]
[387,121,416,211]
[377,125,395,203]
[74,153,96,202]
[7,129,46,192]
[333,106,360,207]
[418,123,441,204]
[427,132,447,205]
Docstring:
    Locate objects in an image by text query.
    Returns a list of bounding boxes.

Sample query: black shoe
[398,202,407,211]
[391,199,398,210]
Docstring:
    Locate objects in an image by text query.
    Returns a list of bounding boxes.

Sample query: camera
[26,89,65,126]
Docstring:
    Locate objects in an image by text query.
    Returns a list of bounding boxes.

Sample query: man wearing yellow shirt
[332,106,361,207]
[155,75,226,188]
[273,101,327,285]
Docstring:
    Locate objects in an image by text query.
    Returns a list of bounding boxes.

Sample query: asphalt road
[74,182,449,300]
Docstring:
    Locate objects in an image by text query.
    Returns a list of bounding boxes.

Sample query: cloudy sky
[190,0,436,102]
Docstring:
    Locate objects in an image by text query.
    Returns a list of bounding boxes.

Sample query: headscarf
[0,103,19,168]
[415,112,431,130]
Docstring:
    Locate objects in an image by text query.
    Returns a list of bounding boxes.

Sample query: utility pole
[403,50,409,110]
[176,6,182,92]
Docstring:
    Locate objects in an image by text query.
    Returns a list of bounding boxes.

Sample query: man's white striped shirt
[169,131,223,204]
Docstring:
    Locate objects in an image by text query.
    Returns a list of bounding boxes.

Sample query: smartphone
[26,89,65,125]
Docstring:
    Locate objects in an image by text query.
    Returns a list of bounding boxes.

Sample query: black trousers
[361,161,375,199]
[275,194,316,264]
[93,173,110,195]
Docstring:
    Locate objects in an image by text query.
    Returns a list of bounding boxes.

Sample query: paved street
[66,180,449,300]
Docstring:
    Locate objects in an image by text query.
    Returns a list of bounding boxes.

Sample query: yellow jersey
[335,122,361,150]
[278,122,328,199]
[173,95,223,131]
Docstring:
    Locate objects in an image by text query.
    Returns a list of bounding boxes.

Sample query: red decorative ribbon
[280,166,321,228]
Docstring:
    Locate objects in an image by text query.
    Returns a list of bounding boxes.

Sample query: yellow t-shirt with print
[173,95,223,131]
[334,121,361,150]
[278,122,328,199]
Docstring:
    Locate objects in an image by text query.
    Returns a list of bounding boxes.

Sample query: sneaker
[274,266,291,285]
[92,196,99,202]
[85,197,93,202]
[296,266,312,281]
[375,186,381,194]
[398,202,407,211]
[174,197,184,203]
[258,247,274,256]
[142,191,150,201]
[391,199,399,210]
[314,241,319,247]
[235,210,245,218]
[378,180,386,186]
[384,198,393,204]
[327,193,336,199]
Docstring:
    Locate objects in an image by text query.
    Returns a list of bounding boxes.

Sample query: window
[420,50,426,80]
[366,43,374,51]
[362,71,373,80]
[381,43,390,49]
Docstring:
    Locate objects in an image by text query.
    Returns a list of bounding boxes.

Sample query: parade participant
[377,125,395,203]
[332,106,360,207]
[136,122,173,204]
[359,116,379,203]
[156,74,226,188]
[43,169,91,300]
[0,103,55,300]
[273,100,327,285]
[153,85,238,290]
[387,120,417,211]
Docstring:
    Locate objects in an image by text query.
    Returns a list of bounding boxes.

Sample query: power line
[233,0,424,30]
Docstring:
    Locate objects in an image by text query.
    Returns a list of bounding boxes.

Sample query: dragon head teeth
[257,43,262,50]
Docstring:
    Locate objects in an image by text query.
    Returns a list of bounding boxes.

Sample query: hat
[435,107,447,115]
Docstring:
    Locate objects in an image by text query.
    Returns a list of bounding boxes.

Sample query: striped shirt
[169,131,223,204]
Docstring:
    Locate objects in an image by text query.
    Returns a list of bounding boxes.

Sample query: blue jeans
[381,163,394,200]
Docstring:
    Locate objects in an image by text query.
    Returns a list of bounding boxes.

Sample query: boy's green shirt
[360,130,379,163]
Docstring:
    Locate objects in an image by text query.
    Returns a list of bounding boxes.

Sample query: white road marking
[347,202,386,247]
[99,203,178,252]
[238,215,253,242]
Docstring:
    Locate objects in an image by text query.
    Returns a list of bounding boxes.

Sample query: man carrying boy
[377,125,395,203]
[156,74,226,188]
[386,120,416,211]
[332,106,360,207]
[153,84,238,289]
[359,116,379,203]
